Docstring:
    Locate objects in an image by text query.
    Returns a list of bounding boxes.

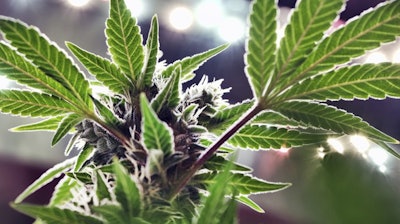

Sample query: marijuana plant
[0,0,399,223]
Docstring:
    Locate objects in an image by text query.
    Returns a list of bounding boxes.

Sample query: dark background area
[0,0,399,223]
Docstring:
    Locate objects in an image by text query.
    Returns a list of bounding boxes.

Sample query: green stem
[167,103,264,200]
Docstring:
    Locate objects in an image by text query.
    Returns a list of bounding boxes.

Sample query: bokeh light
[195,0,224,28]
[217,16,245,43]
[67,0,92,8]
[169,6,194,31]
[125,0,145,18]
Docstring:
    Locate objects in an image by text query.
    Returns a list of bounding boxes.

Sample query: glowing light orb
[67,0,91,8]
[125,0,144,18]
[195,0,224,28]
[169,6,194,31]
[217,16,245,42]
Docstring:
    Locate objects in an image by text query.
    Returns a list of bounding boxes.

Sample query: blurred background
[0,0,399,223]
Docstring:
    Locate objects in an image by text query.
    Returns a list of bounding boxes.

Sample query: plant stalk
[168,103,264,200]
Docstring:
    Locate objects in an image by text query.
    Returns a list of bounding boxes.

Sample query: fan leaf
[236,196,264,213]
[106,0,144,81]
[113,159,142,217]
[95,170,112,201]
[49,176,79,206]
[73,144,95,172]
[11,203,102,224]
[0,17,91,106]
[139,15,159,89]
[283,1,400,87]
[194,172,290,195]
[276,0,345,78]
[52,113,82,146]
[207,100,254,134]
[141,94,174,154]
[66,42,131,95]
[0,42,79,103]
[15,157,75,203]
[279,63,400,101]
[11,116,64,132]
[274,101,398,143]
[0,90,78,117]
[229,125,330,149]
[245,0,277,98]
[161,44,228,81]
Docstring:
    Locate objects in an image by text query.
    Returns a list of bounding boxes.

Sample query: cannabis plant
[0,0,399,223]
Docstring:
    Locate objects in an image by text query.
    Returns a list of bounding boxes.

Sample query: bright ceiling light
[125,0,145,18]
[169,6,194,31]
[327,138,344,154]
[365,51,388,63]
[195,0,224,28]
[217,16,245,43]
[67,0,91,8]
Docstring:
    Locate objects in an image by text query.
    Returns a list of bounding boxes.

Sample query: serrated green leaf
[229,125,330,149]
[11,116,64,132]
[0,42,78,103]
[73,144,95,172]
[194,172,290,195]
[0,90,77,117]
[279,63,400,101]
[0,17,91,106]
[251,111,305,128]
[11,203,102,224]
[274,101,398,143]
[66,42,131,95]
[139,15,159,89]
[90,95,122,126]
[141,94,174,154]
[197,160,234,224]
[161,44,228,81]
[49,176,79,206]
[91,205,128,224]
[284,1,400,87]
[236,195,264,213]
[113,159,142,217]
[204,155,252,173]
[52,113,82,146]
[245,0,277,98]
[65,172,92,184]
[15,157,75,203]
[207,100,254,133]
[276,0,345,78]
[151,66,181,114]
[106,0,143,81]
[95,170,112,201]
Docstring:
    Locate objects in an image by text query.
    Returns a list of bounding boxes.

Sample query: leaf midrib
[114,2,136,80]
[276,0,325,79]
[5,24,87,105]
[284,75,400,100]
[280,12,399,93]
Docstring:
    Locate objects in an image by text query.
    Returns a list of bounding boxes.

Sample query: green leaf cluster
[1,0,400,223]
